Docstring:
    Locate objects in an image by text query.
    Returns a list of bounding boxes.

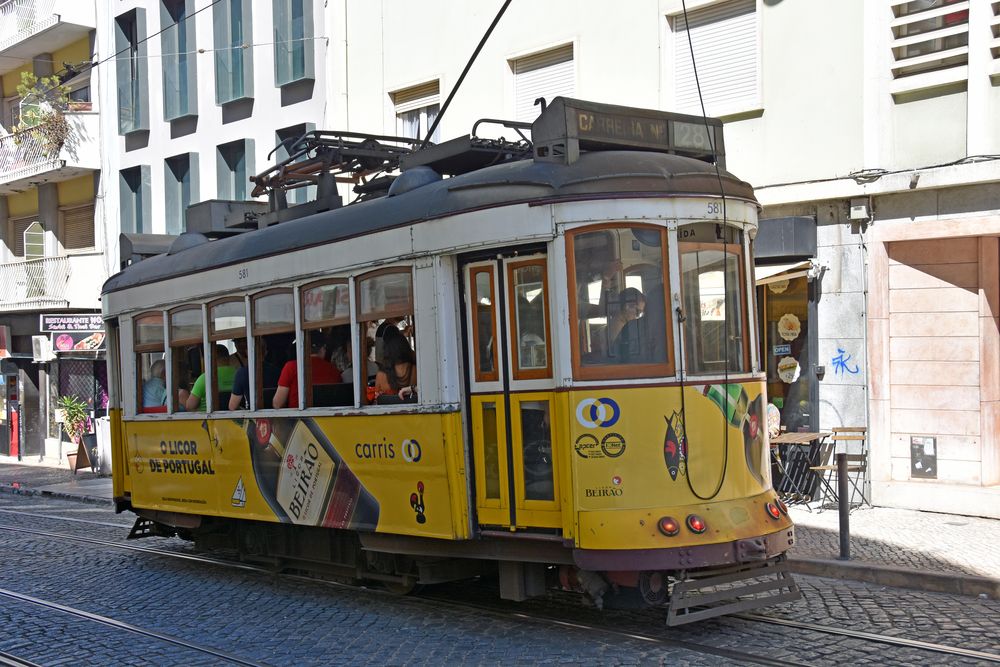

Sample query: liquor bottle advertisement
[121,412,464,539]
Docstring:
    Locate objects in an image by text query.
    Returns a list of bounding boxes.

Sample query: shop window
[757,275,811,432]
[135,312,166,413]
[169,306,203,412]
[210,298,247,411]
[679,223,749,374]
[357,269,415,405]
[252,289,295,409]
[301,280,351,407]
[568,225,673,380]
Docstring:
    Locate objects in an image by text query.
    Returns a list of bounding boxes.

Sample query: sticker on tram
[663,411,688,481]
[410,481,426,524]
[601,433,626,458]
[575,397,621,429]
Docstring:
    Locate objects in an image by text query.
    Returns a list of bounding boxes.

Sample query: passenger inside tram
[374,330,418,403]
[186,345,238,412]
[273,337,342,408]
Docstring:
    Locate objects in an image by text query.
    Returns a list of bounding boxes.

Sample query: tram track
[0,650,42,667]
[1,515,998,665]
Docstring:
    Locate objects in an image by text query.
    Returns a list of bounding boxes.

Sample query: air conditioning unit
[31,335,55,362]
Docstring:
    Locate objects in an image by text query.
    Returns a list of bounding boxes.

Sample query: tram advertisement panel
[123,413,465,539]
[569,381,769,511]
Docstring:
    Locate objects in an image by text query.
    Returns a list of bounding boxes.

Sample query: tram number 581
[237,267,249,281]
[707,202,722,215]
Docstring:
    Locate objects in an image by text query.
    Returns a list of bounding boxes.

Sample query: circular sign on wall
[768,279,790,294]
[777,356,801,384]
[777,313,801,341]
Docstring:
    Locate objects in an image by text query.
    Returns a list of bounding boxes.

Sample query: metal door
[463,252,562,530]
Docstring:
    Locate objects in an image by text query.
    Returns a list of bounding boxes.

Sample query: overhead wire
[679,0,731,501]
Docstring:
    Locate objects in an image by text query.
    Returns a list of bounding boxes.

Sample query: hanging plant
[57,394,89,444]
[14,72,72,158]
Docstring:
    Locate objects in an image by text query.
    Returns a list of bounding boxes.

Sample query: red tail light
[776,499,788,515]
[658,516,680,537]
[765,502,781,520]
[686,514,707,534]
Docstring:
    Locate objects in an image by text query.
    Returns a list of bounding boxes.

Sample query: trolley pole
[837,453,850,560]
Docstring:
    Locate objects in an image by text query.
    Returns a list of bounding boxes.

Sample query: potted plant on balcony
[14,72,71,158]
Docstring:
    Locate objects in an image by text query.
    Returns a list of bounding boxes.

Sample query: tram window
[134,312,165,414]
[679,224,749,374]
[252,289,295,409]
[210,298,248,411]
[470,267,499,382]
[169,306,204,412]
[520,400,554,501]
[508,259,551,380]
[568,226,672,380]
[302,280,352,407]
[357,269,415,405]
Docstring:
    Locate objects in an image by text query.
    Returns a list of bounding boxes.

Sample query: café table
[770,431,833,508]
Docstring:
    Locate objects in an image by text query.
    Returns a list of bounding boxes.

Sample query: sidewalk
[0,457,996,598]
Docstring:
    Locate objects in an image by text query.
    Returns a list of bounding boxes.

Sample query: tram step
[665,556,801,627]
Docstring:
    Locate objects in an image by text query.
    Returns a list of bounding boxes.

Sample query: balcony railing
[0,0,58,52]
[0,111,98,192]
[0,122,60,183]
[0,255,70,308]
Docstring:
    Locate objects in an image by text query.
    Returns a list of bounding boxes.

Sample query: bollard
[837,452,850,560]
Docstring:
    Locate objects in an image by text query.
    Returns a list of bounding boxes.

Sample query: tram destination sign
[532,97,725,167]
[40,314,104,332]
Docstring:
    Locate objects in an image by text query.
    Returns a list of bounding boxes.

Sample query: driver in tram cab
[607,287,646,360]
[272,337,342,408]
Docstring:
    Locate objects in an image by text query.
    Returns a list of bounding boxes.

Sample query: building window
[890,0,969,83]
[60,204,95,252]
[391,81,440,143]
[670,0,758,115]
[165,153,200,234]
[8,217,34,258]
[115,8,149,134]
[217,139,254,201]
[120,165,151,234]
[160,0,198,120]
[510,44,574,123]
[275,124,315,204]
[273,0,314,87]
[214,0,254,104]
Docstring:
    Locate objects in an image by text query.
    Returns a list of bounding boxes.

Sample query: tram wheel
[382,579,420,596]
[639,570,670,606]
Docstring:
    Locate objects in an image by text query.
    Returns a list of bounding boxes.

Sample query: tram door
[464,253,562,530]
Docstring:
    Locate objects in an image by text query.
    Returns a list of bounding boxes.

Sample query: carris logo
[401,439,422,463]
[575,397,621,428]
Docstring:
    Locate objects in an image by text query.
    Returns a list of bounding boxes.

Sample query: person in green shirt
[185,345,239,412]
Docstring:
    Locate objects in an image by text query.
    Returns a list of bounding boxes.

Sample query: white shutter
[672,0,758,113]
[513,44,574,123]
[889,0,970,80]
[990,1,999,71]
[62,204,95,251]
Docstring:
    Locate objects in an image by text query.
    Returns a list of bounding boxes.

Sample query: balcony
[0,0,95,74]
[0,110,99,194]
[0,251,103,311]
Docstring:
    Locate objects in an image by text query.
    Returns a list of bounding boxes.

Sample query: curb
[0,484,113,507]
[788,556,999,600]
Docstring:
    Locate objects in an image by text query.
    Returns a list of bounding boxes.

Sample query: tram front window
[569,225,671,378]
[679,224,748,374]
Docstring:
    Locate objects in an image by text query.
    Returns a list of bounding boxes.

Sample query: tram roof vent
[531,97,726,169]
[185,200,270,237]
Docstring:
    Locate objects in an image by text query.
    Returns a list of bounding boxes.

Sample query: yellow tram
[103,99,798,625]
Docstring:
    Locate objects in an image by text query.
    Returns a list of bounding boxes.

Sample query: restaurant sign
[39,314,103,332]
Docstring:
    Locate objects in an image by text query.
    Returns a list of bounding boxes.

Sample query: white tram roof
[102,150,757,296]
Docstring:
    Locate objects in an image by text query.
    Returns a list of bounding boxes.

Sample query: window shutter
[889,0,970,80]
[990,1,999,73]
[672,0,758,113]
[391,81,440,114]
[63,205,95,251]
[512,44,574,122]
[9,217,33,257]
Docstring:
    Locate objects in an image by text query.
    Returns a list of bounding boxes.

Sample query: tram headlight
[765,502,781,520]
[657,516,680,537]
[685,514,707,534]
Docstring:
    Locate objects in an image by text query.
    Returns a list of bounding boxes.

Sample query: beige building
[328,0,1000,517]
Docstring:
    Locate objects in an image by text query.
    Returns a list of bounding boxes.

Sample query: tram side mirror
[815,365,826,380]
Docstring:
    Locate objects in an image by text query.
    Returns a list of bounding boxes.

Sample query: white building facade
[329,0,1000,517]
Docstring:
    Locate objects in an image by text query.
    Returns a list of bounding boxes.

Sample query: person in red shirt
[272,339,342,408]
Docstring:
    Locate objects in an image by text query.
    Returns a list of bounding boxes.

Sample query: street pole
[837,453,850,560]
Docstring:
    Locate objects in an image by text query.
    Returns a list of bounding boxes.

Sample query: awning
[754,260,812,286]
